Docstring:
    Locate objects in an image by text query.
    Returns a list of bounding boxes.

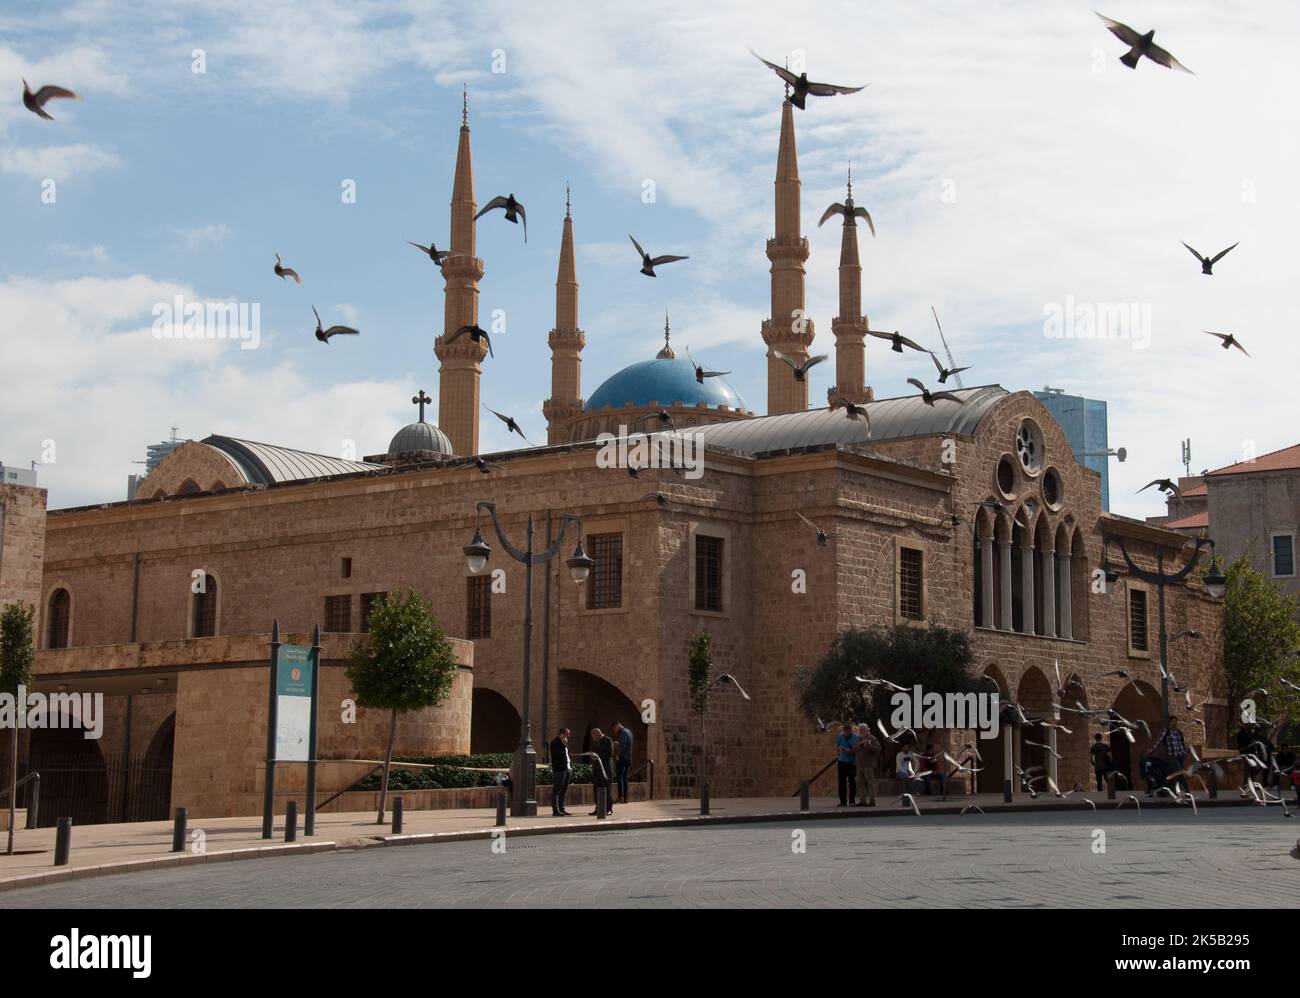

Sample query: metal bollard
[53,817,71,867]
[495,789,507,827]
[172,807,188,853]
[285,801,298,842]
[700,782,710,816]
[1107,773,1117,801]
[392,797,404,835]
[1207,766,1218,799]
[25,774,40,830]
[800,780,810,811]
[596,787,607,820]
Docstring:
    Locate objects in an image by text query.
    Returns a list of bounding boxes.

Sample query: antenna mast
[930,307,964,389]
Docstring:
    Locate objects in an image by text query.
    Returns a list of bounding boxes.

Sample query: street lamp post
[1101,535,1226,731]
[464,502,593,817]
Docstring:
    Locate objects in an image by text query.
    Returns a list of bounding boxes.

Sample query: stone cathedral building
[0,96,1225,821]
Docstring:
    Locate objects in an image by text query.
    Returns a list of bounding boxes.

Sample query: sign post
[262,621,320,839]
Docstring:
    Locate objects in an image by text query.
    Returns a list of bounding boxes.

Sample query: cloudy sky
[0,0,1292,516]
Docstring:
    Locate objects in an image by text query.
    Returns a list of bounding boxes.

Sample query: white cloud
[48,243,111,263]
[172,223,232,251]
[0,143,119,179]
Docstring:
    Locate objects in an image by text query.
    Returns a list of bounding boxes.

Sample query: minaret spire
[760,98,814,414]
[544,185,586,443]
[434,87,487,455]
[829,163,872,406]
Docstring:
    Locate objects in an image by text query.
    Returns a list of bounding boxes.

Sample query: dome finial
[656,311,676,359]
[565,181,571,219]
[847,161,853,200]
[462,84,468,127]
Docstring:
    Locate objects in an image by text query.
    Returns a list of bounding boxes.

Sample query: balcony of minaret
[765,236,810,261]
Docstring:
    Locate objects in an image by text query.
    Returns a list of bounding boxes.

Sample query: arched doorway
[1017,667,1054,788]
[980,665,1011,793]
[556,669,646,770]
[1110,679,1161,790]
[470,689,521,754]
[129,713,174,822]
[27,719,109,827]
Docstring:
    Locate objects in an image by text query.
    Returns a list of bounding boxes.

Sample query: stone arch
[130,712,175,821]
[210,480,228,492]
[1016,666,1055,786]
[1033,516,1054,635]
[556,667,647,770]
[1109,678,1162,790]
[979,664,1010,792]
[973,507,996,628]
[178,479,201,495]
[1070,529,1089,640]
[152,488,167,499]
[27,715,109,827]
[470,688,520,754]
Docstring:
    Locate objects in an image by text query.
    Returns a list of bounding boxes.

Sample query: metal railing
[0,771,40,829]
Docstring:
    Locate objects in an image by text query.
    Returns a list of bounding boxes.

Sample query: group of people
[1236,721,1298,800]
[833,724,948,806]
[547,722,633,817]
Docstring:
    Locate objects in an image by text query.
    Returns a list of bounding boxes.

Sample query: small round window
[1042,467,1063,509]
[1015,420,1044,475]
[996,455,1017,498]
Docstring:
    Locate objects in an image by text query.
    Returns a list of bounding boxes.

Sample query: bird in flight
[406,240,450,265]
[628,235,688,277]
[22,79,79,120]
[817,198,874,236]
[749,49,865,110]
[274,254,300,284]
[867,328,927,354]
[1182,241,1237,275]
[1204,330,1249,357]
[857,677,908,692]
[1137,478,1182,499]
[773,350,828,383]
[312,306,358,343]
[898,793,921,817]
[930,352,971,384]
[796,511,836,545]
[635,409,677,432]
[485,406,531,445]
[445,323,494,358]
[686,349,730,385]
[476,194,527,242]
[641,491,672,508]
[473,457,504,475]
[1095,13,1194,73]
[714,673,751,700]
[829,397,872,433]
[906,378,963,407]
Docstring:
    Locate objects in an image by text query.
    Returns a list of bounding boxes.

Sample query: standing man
[589,726,615,816]
[1089,733,1111,792]
[852,723,880,807]
[612,721,633,805]
[549,727,573,817]
[1155,715,1187,794]
[835,724,858,807]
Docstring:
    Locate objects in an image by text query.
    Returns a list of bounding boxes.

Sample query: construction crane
[930,306,964,389]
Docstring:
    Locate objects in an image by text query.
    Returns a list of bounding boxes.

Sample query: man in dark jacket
[589,727,615,816]
[549,727,573,816]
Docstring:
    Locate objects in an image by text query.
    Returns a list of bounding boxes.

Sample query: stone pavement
[3,807,1296,909]
[0,790,1277,896]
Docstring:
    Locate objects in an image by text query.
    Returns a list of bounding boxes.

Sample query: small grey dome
[388,420,453,456]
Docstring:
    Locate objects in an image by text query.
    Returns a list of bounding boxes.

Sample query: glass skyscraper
[1032,387,1111,511]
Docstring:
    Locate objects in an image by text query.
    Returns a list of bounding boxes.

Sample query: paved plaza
[4,807,1296,909]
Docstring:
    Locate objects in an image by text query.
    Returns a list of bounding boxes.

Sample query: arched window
[47,589,70,649]
[192,572,218,637]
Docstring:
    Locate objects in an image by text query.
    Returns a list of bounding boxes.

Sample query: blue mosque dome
[584,316,746,413]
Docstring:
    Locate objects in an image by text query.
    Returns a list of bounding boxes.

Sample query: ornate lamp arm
[476,501,528,563]
[1103,535,1214,586]
[535,513,584,565]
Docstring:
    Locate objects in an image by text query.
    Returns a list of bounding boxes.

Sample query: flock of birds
[850,659,1299,818]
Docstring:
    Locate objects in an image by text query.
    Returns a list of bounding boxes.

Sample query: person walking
[835,724,858,807]
[612,721,633,805]
[589,727,615,816]
[1089,733,1111,792]
[852,723,880,806]
[549,727,573,816]
[1154,715,1186,794]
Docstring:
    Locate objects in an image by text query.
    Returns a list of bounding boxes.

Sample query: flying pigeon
[930,352,971,384]
[1183,241,1237,275]
[686,349,730,385]
[407,240,450,265]
[1095,13,1194,73]
[628,235,688,277]
[906,378,962,407]
[312,306,358,343]
[485,406,531,445]
[22,79,79,120]
[475,194,527,242]
[274,253,300,284]
[773,350,828,382]
[1204,330,1249,357]
[445,323,494,358]
[867,328,926,354]
[749,49,866,109]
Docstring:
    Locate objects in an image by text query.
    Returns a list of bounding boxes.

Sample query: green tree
[345,589,459,824]
[1,602,35,855]
[687,632,713,789]
[1222,556,1300,741]
[796,623,978,730]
